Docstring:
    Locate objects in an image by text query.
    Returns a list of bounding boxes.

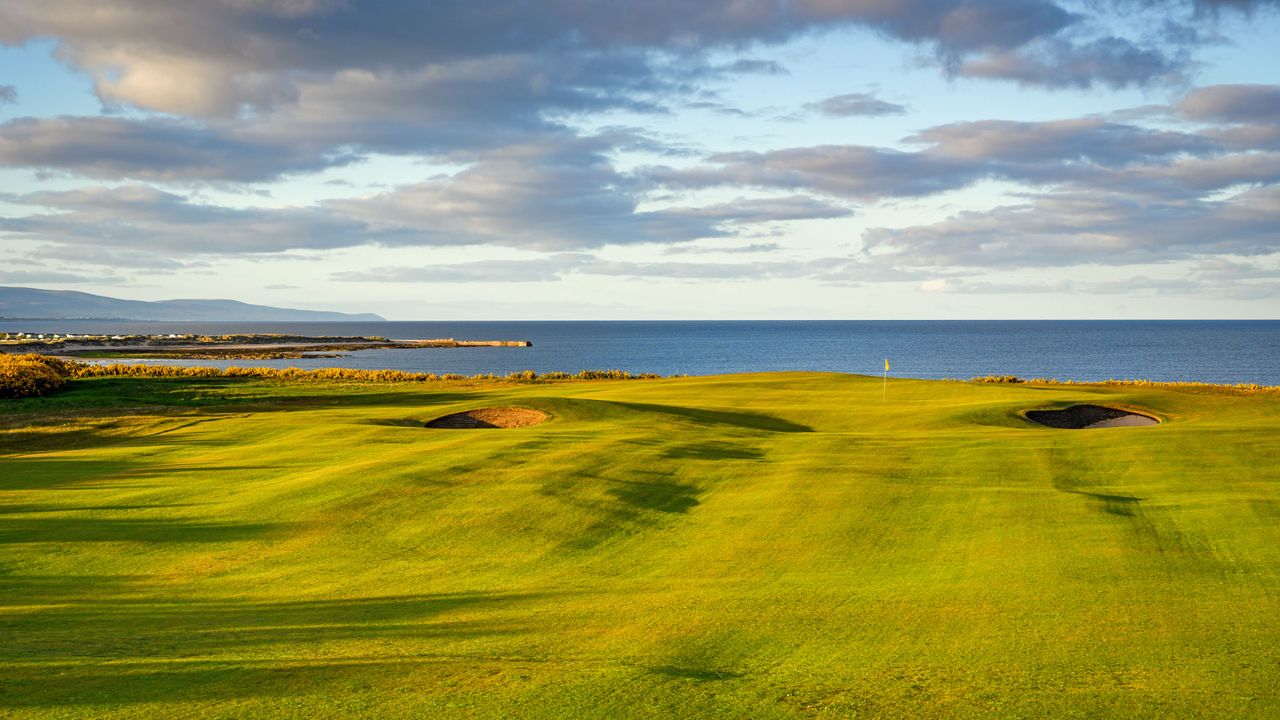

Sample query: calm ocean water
[3,320,1278,384]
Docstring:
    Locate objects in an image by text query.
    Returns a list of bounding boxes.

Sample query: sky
[0,0,1278,320]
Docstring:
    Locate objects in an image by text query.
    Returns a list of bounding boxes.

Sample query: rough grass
[1,372,1278,718]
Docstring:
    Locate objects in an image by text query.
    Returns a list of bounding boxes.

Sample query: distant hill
[0,286,385,322]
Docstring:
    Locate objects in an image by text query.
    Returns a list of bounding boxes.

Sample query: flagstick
[882,368,887,402]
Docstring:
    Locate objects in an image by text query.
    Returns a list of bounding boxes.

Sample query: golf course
[2,371,1278,718]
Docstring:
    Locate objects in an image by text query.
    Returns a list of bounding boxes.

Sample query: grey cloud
[664,243,782,255]
[0,139,850,258]
[1200,124,1280,151]
[334,255,588,283]
[581,256,936,283]
[327,139,723,250]
[1091,152,1280,197]
[0,116,350,182]
[0,269,126,284]
[334,252,935,283]
[23,244,189,270]
[807,92,908,118]
[684,100,751,117]
[1189,257,1280,282]
[1177,84,1280,124]
[0,85,15,105]
[241,53,673,156]
[958,36,1187,89]
[864,185,1280,268]
[0,52,684,183]
[923,276,1201,294]
[0,1,1251,191]
[1,185,386,254]
[721,59,788,75]
[649,146,979,200]
[911,118,1216,165]
[656,196,853,224]
[0,0,1146,121]
[921,258,1280,297]
[650,114,1253,203]
[329,140,852,250]
[1189,0,1280,14]
[579,258,822,280]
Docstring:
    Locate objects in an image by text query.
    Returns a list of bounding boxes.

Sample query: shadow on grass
[0,588,558,707]
[0,658,464,708]
[0,458,281,491]
[4,376,481,416]
[648,665,745,682]
[546,467,706,553]
[604,401,813,433]
[0,502,203,515]
[607,478,700,514]
[0,517,287,544]
[662,441,764,461]
[1062,489,1144,517]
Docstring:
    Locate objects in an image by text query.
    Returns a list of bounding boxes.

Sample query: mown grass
[1,372,1278,718]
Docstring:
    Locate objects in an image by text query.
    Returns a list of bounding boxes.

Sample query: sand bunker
[1025,404,1158,429]
[425,407,549,429]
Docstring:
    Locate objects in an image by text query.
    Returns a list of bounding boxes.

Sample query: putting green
[1,372,1277,718]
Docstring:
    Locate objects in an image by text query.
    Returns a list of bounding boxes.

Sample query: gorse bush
[0,354,76,398]
[64,362,661,384]
[967,374,1279,395]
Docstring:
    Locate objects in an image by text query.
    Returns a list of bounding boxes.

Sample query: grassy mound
[1,372,1278,718]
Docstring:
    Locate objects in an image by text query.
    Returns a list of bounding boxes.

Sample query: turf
[1,372,1278,718]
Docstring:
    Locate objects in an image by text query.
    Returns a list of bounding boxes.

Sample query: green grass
[1,372,1278,718]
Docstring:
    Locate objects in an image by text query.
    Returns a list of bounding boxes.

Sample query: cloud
[958,36,1188,89]
[0,185,385,254]
[578,258,823,280]
[0,142,849,258]
[919,276,1199,294]
[0,85,15,106]
[721,59,788,76]
[1189,256,1280,282]
[917,256,1280,298]
[334,255,588,283]
[807,92,907,117]
[1189,0,1280,15]
[663,243,782,255]
[0,116,352,182]
[654,196,853,224]
[1176,84,1280,124]
[328,138,852,250]
[864,185,1280,268]
[333,252,938,284]
[910,118,1215,165]
[0,269,126,285]
[648,113,1268,207]
[0,0,1208,127]
[0,1,1260,198]
[8,94,1271,272]
[648,145,980,200]
[21,244,190,270]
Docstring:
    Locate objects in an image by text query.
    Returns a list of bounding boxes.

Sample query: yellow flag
[884,358,890,372]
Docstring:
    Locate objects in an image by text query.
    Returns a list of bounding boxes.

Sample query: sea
[3,320,1278,385]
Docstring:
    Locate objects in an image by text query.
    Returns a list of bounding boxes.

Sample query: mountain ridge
[0,286,385,322]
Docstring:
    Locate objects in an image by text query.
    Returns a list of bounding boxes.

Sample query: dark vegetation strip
[969,374,1279,395]
[0,354,660,399]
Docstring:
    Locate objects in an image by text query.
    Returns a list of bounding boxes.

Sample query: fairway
[2,372,1278,718]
